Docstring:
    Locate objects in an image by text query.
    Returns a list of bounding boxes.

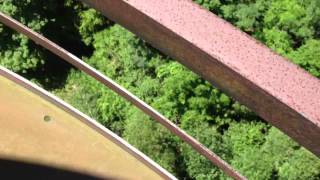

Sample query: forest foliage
[0,0,320,179]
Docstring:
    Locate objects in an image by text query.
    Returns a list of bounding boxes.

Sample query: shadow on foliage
[21,1,93,91]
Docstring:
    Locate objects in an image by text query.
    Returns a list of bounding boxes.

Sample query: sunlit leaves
[288,40,320,78]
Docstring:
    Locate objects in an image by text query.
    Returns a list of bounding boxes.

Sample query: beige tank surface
[0,67,175,179]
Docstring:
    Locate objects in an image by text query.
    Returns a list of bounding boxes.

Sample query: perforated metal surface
[81,0,320,156]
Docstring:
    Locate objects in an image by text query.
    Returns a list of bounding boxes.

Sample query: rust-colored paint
[0,68,175,180]
[80,0,320,157]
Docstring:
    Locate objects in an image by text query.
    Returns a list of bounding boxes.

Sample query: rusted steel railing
[80,0,320,157]
[0,12,246,180]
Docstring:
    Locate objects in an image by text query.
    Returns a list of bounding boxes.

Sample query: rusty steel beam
[79,0,320,156]
[0,12,246,180]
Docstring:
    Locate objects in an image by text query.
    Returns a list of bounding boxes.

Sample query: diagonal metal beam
[79,0,320,156]
[0,12,246,180]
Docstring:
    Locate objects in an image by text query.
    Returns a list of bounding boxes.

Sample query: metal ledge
[0,66,176,180]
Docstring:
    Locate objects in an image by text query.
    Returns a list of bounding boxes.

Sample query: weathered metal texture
[0,12,246,180]
[79,0,320,156]
[0,67,175,180]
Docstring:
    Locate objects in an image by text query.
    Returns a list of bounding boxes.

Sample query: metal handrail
[0,12,246,180]
[80,0,320,157]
